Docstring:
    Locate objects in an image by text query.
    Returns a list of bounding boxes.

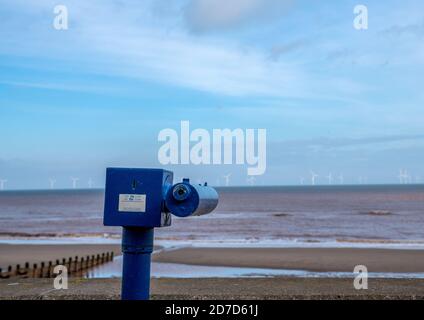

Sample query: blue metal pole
[121,227,154,300]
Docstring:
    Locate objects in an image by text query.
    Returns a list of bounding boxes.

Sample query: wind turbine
[0,179,7,191]
[326,173,333,185]
[358,176,368,185]
[49,178,56,189]
[300,177,305,185]
[246,176,256,186]
[310,171,318,186]
[71,177,79,189]
[223,173,232,187]
[398,169,406,184]
[398,169,412,184]
[338,174,344,185]
[405,171,412,184]
[88,178,94,189]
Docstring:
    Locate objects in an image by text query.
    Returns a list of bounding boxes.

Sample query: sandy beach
[1,277,424,300]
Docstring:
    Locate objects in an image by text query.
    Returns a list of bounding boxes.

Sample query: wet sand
[153,247,424,273]
[2,244,424,274]
[1,277,424,300]
[0,244,121,269]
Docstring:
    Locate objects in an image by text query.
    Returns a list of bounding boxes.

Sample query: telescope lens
[172,184,191,201]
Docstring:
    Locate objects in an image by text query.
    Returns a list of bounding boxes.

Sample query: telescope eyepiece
[172,183,191,201]
[165,181,218,218]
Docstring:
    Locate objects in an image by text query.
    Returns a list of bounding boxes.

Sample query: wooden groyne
[0,251,114,279]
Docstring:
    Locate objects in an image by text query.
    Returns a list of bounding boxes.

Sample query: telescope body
[103,167,219,300]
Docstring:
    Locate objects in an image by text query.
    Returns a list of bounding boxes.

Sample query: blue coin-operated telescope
[103,168,219,300]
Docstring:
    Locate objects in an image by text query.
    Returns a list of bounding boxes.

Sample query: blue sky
[1,0,424,189]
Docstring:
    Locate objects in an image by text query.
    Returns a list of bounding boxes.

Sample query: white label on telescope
[118,194,146,212]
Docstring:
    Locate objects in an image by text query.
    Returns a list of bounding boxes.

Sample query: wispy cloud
[382,20,424,38]
[269,39,308,61]
[288,134,424,150]
[0,0,364,100]
[0,80,121,94]
[183,0,294,33]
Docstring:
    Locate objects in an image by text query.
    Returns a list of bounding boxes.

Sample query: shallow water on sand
[85,255,424,279]
[0,185,423,243]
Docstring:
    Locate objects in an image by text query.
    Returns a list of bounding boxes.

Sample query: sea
[0,185,423,246]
